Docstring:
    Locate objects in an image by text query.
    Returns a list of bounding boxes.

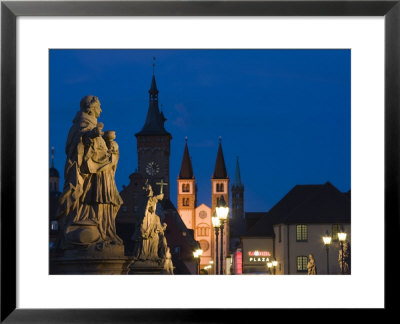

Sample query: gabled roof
[212,140,228,179]
[246,182,350,237]
[178,140,194,179]
[244,212,274,237]
[135,74,171,137]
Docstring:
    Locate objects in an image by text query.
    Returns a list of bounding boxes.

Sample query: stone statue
[339,242,351,274]
[56,95,123,251]
[307,254,317,275]
[163,247,174,275]
[131,181,167,262]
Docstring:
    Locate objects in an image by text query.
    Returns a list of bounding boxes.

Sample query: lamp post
[216,195,229,275]
[272,260,278,275]
[267,259,278,275]
[193,248,203,275]
[322,230,332,274]
[212,212,220,275]
[338,227,347,275]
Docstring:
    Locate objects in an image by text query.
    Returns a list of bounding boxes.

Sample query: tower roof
[135,73,171,137]
[178,138,194,179]
[212,138,228,179]
[232,156,243,188]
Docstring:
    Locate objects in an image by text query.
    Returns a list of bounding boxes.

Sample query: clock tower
[135,71,172,199]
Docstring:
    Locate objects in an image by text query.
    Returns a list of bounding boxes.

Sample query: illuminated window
[332,224,342,242]
[50,221,58,231]
[296,225,308,241]
[183,198,189,206]
[297,256,308,272]
[197,226,210,237]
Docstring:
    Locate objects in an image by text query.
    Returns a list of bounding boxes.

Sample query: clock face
[145,161,160,176]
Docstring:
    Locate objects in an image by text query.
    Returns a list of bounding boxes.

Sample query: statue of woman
[56,95,123,250]
[307,254,317,275]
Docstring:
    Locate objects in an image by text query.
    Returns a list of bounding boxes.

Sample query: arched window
[183,198,190,206]
[182,183,190,192]
[216,183,224,192]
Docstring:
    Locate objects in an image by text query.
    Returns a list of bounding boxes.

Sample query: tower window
[182,184,190,192]
[216,183,224,192]
[197,226,210,237]
[183,198,190,206]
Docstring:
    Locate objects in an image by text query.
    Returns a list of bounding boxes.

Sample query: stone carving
[339,242,351,274]
[163,247,174,275]
[56,95,123,251]
[307,254,317,275]
[131,181,171,266]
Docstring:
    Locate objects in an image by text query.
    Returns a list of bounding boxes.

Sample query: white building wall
[284,223,351,275]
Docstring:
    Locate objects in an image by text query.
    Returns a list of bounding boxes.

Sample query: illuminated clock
[145,161,160,176]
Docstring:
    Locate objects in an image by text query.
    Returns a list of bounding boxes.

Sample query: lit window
[197,226,210,237]
[297,256,308,272]
[50,221,58,231]
[296,225,308,241]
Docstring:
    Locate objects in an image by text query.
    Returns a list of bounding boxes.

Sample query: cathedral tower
[177,138,197,229]
[211,138,230,273]
[231,156,244,220]
[135,69,172,199]
[49,146,59,193]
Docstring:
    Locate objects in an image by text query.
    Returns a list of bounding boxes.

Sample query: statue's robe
[131,193,164,261]
[56,111,123,249]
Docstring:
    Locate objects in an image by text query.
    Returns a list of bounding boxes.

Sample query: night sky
[49,49,351,212]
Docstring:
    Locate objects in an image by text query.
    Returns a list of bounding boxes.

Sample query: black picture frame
[1,0,398,322]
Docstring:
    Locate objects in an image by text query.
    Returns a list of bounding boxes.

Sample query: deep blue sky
[50,49,350,212]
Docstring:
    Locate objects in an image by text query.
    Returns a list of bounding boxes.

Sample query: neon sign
[247,250,271,263]
[248,250,271,257]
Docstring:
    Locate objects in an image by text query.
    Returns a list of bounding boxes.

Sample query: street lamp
[272,260,278,275]
[216,195,229,275]
[267,258,278,275]
[322,230,332,274]
[338,227,347,275]
[212,212,221,275]
[193,248,203,275]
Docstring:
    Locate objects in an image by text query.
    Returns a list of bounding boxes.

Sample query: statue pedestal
[129,260,167,275]
[50,244,132,275]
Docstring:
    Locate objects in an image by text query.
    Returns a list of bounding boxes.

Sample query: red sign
[234,251,242,274]
[248,251,271,257]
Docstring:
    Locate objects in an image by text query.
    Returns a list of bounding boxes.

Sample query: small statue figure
[131,182,165,262]
[163,247,174,275]
[56,95,123,251]
[307,254,317,275]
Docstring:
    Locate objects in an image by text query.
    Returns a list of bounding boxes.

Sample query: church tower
[177,138,197,229]
[211,138,230,273]
[231,156,244,220]
[135,66,172,199]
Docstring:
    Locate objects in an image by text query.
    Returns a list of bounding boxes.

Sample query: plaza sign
[247,250,271,263]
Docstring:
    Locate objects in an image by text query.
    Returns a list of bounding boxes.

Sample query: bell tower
[177,138,197,229]
[231,156,244,220]
[135,60,172,199]
[211,137,229,273]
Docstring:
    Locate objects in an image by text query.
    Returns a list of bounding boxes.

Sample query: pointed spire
[135,62,171,137]
[233,156,243,188]
[178,137,194,179]
[49,146,59,178]
[212,138,228,179]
